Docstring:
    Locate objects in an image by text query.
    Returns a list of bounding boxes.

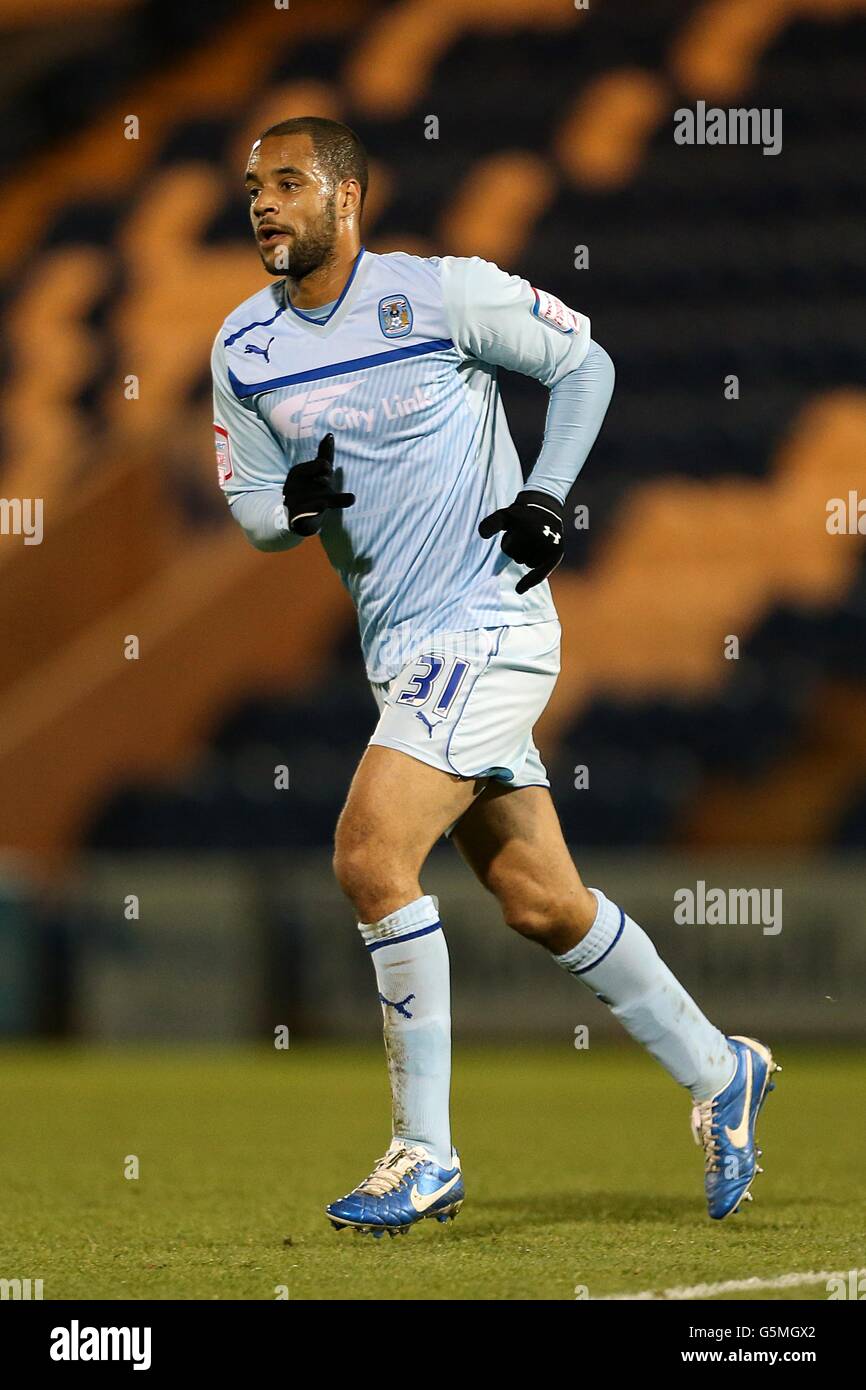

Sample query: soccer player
[212,117,779,1233]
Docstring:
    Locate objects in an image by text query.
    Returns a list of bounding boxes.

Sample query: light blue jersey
[212,249,594,682]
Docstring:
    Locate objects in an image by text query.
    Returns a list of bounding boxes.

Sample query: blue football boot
[691,1035,781,1220]
[326,1141,464,1237]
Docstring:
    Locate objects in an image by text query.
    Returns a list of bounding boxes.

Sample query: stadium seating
[0,0,864,862]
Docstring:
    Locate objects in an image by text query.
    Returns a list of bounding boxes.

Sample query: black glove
[478,489,564,593]
[282,433,355,537]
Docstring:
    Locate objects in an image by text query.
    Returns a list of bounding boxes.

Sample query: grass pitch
[2,1043,862,1301]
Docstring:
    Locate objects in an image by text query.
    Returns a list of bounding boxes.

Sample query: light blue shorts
[368,620,561,797]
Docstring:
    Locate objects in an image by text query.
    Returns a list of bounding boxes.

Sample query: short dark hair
[258,116,368,209]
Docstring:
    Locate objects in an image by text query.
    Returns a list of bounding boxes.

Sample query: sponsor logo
[531,287,581,335]
[270,382,359,440]
[269,381,433,439]
[214,424,233,486]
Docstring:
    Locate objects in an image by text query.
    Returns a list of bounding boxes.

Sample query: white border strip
[595,1268,866,1301]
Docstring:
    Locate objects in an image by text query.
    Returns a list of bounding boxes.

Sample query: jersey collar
[282,246,367,328]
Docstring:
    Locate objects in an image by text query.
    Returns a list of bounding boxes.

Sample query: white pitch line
[595,1268,866,1301]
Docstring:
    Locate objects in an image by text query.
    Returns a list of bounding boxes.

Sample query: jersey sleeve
[440,255,591,387]
[525,340,615,503]
[211,330,301,552]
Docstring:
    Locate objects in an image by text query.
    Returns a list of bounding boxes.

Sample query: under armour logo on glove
[478,489,566,593]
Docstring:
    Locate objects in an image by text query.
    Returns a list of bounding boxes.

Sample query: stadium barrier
[2,851,863,1041]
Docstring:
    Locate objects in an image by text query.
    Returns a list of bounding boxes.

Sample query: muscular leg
[333,744,485,920]
[332,744,485,1165]
[452,782,735,1102]
[451,783,597,954]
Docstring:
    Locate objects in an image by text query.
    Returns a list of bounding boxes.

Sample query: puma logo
[245,335,275,362]
[378,992,416,1019]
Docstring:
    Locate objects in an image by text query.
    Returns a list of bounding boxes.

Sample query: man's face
[245,134,337,279]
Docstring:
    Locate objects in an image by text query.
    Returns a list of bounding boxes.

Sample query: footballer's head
[245,117,368,279]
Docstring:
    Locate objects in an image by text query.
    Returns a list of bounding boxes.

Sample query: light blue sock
[555,889,735,1101]
[359,894,453,1167]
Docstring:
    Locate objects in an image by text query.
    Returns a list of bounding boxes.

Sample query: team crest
[378,294,413,338]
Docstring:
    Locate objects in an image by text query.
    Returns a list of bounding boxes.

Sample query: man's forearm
[524,339,615,503]
[228,489,304,553]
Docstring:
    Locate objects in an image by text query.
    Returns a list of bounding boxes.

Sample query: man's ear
[338,178,363,217]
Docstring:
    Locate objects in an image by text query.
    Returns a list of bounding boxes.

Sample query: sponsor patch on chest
[531,287,581,335]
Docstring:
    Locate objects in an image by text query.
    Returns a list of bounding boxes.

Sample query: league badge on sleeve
[378,294,413,338]
[214,424,233,487]
[531,287,581,335]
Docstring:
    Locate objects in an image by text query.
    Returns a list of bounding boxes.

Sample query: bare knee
[332,837,381,911]
[332,828,418,923]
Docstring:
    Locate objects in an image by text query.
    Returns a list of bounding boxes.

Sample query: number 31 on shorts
[395,655,470,718]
